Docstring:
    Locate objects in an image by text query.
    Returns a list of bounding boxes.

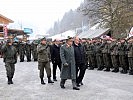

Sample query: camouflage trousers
[38,62,51,78]
[5,63,15,78]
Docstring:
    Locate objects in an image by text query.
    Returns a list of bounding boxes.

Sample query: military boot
[129,70,133,75]
[41,78,46,85]
[7,77,12,85]
[48,77,54,83]
[112,68,119,73]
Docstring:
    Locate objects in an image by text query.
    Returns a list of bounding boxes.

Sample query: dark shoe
[7,77,11,85]
[80,82,83,85]
[120,70,127,74]
[41,78,46,85]
[112,69,119,73]
[53,79,57,81]
[76,84,80,87]
[97,67,104,71]
[60,85,65,89]
[73,87,80,90]
[48,78,54,83]
[89,67,94,70]
[10,78,13,84]
[104,68,110,72]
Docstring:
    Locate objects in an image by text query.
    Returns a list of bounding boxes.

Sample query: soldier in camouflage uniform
[95,38,104,71]
[110,39,120,72]
[25,41,31,62]
[18,40,25,62]
[118,39,128,74]
[37,37,54,85]
[86,39,97,70]
[102,39,112,71]
[127,37,133,75]
[1,39,17,85]
[31,41,38,61]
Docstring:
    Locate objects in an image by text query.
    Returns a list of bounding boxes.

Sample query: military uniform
[37,38,53,84]
[18,42,25,62]
[102,41,112,71]
[31,41,38,61]
[118,42,128,74]
[1,41,17,84]
[25,42,31,62]
[110,41,119,72]
[86,42,97,70]
[95,42,104,70]
[127,41,133,75]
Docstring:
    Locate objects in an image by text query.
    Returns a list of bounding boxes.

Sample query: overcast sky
[0,0,82,36]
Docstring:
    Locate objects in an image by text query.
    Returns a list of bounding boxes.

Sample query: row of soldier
[82,37,133,75]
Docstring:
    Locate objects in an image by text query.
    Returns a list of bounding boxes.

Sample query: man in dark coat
[1,39,17,85]
[60,37,79,90]
[73,36,86,87]
[50,39,61,81]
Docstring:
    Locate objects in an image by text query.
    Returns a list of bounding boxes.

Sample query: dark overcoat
[60,44,76,79]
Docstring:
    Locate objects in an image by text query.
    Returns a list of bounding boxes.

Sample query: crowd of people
[0,35,133,90]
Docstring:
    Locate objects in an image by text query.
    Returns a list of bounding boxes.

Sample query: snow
[0,58,133,100]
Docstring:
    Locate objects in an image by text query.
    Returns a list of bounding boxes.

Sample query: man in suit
[60,37,80,90]
[50,39,61,81]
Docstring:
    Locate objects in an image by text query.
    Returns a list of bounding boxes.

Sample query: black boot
[104,68,110,72]
[60,79,66,89]
[129,71,133,75]
[73,87,80,90]
[112,68,119,73]
[120,69,127,74]
[41,78,46,85]
[7,77,11,85]
[10,78,13,84]
[48,77,54,83]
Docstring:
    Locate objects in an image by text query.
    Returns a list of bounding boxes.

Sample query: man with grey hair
[73,36,86,87]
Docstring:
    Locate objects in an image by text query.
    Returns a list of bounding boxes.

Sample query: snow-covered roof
[48,30,76,41]
[78,28,110,39]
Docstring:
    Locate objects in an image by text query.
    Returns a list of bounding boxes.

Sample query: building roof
[78,28,110,39]
[0,14,14,24]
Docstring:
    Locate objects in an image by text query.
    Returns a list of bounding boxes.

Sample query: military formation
[0,36,133,90]
[85,37,133,75]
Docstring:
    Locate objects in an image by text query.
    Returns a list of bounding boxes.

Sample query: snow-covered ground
[0,58,133,100]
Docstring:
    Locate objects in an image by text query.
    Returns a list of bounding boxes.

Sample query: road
[0,58,133,100]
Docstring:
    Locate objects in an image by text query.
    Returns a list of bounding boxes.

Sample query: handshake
[63,63,69,67]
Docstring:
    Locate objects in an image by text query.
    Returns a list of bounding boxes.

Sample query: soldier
[86,39,97,70]
[118,39,128,74]
[37,37,54,85]
[18,40,25,62]
[13,41,19,54]
[31,40,38,61]
[127,37,133,75]
[25,41,31,62]
[95,38,104,71]
[102,38,112,71]
[60,37,80,90]
[1,39,17,85]
[110,39,120,72]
